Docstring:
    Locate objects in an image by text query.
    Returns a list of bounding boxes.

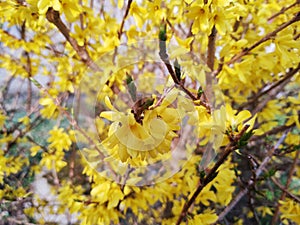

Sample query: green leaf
[238,130,254,147]
[174,59,181,81]
[141,98,154,110]
[197,86,204,98]
[126,73,137,102]
[159,22,167,41]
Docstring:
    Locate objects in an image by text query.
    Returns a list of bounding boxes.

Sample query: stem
[158,24,211,112]
[46,8,101,71]
[118,0,133,39]
[268,1,299,22]
[227,13,300,65]
[270,149,299,225]
[271,176,300,204]
[238,63,300,111]
[207,26,217,71]
[176,125,249,225]
[217,131,289,222]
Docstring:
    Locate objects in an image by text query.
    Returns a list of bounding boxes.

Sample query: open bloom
[100,90,181,164]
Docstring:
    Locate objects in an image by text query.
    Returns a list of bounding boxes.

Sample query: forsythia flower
[100,90,181,164]
[279,199,300,224]
[48,126,72,152]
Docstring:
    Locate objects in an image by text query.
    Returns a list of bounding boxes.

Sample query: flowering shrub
[0,0,300,224]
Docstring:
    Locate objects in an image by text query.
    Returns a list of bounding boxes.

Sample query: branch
[45,7,101,71]
[271,176,300,204]
[271,149,299,225]
[268,1,299,22]
[238,63,300,111]
[217,131,289,222]
[118,0,133,39]
[158,21,211,112]
[176,125,250,225]
[249,67,300,116]
[251,123,295,141]
[227,13,300,65]
[29,77,118,179]
[207,26,217,71]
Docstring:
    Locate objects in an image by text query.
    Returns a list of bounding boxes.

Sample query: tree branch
[176,125,250,225]
[238,63,300,111]
[207,26,217,71]
[118,0,132,39]
[46,7,101,71]
[158,22,211,112]
[271,176,300,204]
[217,131,289,222]
[227,12,300,65]
[271,149,299,225]
[268,1,299,22]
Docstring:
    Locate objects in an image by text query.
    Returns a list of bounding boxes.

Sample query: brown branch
[217,131,289,222]
[251,123,295,141]
[207,26,217,71]
[118,0,132,39]
[268,1,299,22]
[271,149,299,225]
[271,176,300,204]
[158,23,211,112]
[294,32,300,40]
[227,13,300,65]
[45,7,101,71]
[239,64,300,111]
[254,64,300,100]
[29,77,118,179]
[176,125,250,225]
[20,21,33,113]
[166,18,180,37]
[206,26,217,105]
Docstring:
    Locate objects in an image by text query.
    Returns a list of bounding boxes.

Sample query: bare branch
[271,149,299,225]
[118,0,133,39]
[271,176,300,204]
[46,7,101,71]
[207,26,217,71]
[227,13,300,65]
[268,1,299,22]
[217,131,289,222]
[176,125,250,225]
[239,63,300,111]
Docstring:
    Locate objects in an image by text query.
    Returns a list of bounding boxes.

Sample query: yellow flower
[129,1,147,28]
[39,97,59,119]
[100,90,181,164]
[47,126,72,152]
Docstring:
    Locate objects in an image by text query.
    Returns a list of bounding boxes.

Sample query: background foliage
[0,0,300,224]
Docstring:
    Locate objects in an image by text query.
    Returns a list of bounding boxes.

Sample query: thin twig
[118,0,133,39]
[227,13,300,65]
[271,149,299,225]
[271,176,300,204]
[113,0,132,63]
[176,125,250,225]
[251,123,295,141]
[268,1,299,22]
[20,21,33,113]
[238,64,300,111]
[217,131,289,222]
[207,26,217,71]
[158,22,211,112]
[29,77,118,178]
[45,8,101,71]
